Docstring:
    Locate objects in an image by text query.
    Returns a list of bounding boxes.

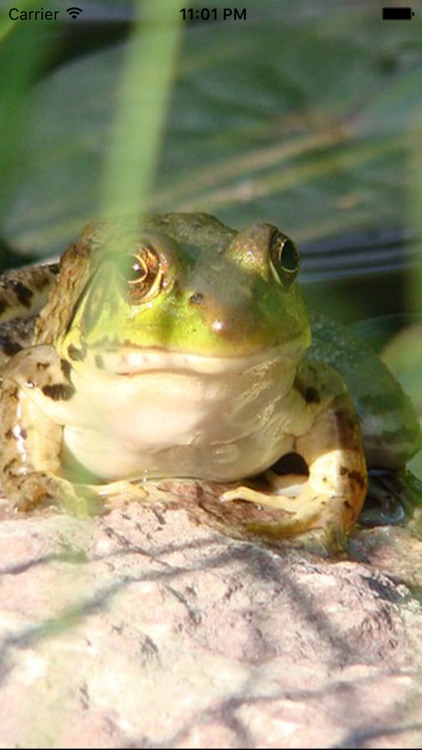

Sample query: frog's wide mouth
[80,340,307,376]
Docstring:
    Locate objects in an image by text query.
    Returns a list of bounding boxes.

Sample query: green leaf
[2,1,421,256]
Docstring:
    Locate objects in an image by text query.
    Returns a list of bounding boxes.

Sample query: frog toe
[219,479,355,550]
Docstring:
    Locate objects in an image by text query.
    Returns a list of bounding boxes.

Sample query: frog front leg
[1,346,91,512]
[221,361,368,548]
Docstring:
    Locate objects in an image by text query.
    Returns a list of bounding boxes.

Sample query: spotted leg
[221,361,368,548]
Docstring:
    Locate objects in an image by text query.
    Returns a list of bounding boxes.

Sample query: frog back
[309,312,421,470]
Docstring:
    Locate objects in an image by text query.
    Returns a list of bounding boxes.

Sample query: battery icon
[382,7,414,19]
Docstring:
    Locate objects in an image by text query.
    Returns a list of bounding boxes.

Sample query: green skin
[0,213,420,546]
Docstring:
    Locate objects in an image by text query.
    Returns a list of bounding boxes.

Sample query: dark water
[302,227,422,332]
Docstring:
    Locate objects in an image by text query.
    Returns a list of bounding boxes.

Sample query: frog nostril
[189,292,204,305]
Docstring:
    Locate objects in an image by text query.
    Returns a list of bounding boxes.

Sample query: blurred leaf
[382,323,422,479]
[0,0,55,223]
[1,0,422,256]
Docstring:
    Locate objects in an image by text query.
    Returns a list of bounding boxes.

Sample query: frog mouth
[83,340,306,376]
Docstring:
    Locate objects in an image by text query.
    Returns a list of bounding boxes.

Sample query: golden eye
[270,231,301,288]
[122,243,163,304]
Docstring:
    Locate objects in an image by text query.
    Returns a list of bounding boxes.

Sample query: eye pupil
[270,232,300,288]
[280,239,299,272]
[129,257,147,283]
[121,243,163,303]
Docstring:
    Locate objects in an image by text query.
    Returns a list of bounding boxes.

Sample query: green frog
[0,213,420,546]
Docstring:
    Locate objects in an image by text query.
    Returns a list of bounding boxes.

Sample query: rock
[0,492,421,748]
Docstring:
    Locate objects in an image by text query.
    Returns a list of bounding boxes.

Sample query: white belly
[60,347,309,482]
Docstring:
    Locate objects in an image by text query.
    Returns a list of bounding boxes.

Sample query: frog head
[37,213,311,371]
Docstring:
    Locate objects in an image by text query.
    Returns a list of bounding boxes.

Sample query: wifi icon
[66,6,83,19]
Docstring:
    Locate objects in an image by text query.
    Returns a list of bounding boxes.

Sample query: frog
[0,212,420,547]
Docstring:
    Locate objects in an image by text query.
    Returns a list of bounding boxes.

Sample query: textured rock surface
[0,491,422,748]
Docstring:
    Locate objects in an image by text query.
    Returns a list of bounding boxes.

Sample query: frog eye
[270,231,301,288]
[121,243,164,304]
